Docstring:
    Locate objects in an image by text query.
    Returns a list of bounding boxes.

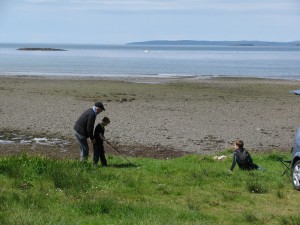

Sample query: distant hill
[127,40,300,46]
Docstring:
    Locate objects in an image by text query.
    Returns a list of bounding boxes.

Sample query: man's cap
[94,102,105,111]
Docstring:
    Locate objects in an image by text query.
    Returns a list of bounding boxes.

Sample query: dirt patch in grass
[0,142,187,160]
[0,128,186,160]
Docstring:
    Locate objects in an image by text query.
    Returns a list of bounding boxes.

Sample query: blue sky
[0,0,299,44]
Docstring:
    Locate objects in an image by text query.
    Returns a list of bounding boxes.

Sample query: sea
[0,43,300,80]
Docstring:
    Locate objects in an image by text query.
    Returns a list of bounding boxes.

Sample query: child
[93,117,110,166]
[230,139,259,171]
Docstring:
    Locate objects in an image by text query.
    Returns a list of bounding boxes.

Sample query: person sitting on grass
[93,117,111,166]
[230,139,259,172]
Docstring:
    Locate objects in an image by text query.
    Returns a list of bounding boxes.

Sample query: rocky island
[17,47,67,51]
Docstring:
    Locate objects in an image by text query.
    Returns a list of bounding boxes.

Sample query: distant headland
[17,48,67,51]
[127,40,300,46]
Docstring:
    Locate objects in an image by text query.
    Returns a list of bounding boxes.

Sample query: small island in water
[17,48,66,51]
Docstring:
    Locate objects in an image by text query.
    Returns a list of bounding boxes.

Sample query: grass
[0,151,299,225]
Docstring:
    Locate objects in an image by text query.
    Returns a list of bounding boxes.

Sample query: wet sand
[1,75,300,159]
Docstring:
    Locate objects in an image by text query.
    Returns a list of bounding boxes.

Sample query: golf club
[106,141,136,166]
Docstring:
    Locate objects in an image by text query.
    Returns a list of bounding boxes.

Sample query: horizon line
[0,39,300,45]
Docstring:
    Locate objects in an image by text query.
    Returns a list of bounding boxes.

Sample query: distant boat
[144,49,149,53]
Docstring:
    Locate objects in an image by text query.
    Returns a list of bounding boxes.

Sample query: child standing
[93,117,110,166]
[230,139,259,171]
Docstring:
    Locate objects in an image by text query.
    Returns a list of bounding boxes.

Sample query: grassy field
[1,151,300,225]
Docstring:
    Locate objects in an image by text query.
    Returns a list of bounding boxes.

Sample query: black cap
[94,102,105,111]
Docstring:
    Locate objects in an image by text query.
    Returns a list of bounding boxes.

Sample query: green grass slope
[1,152,300,225]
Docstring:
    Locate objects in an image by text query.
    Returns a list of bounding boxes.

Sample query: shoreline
[1,73,300,84]
[1,75,300,159]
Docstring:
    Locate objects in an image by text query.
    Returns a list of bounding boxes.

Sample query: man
[74,102,105,162]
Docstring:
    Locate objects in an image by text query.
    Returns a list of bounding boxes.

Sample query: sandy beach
[1,75,300,159]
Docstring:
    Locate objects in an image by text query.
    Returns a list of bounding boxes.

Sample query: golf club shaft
[106,141,134,165]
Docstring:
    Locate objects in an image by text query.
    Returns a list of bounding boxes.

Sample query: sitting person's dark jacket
[230,140,259,171]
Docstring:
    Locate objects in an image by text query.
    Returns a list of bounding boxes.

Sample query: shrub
[246,177,268,194]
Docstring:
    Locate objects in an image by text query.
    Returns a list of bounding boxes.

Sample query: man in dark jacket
[74,102,105,162]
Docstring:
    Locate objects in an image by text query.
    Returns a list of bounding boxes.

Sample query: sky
[0,0,299,44]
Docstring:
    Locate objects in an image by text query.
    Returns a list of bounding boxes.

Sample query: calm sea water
[0,43,300,79]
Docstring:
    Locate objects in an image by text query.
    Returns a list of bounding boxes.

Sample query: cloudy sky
[0,0,299,44]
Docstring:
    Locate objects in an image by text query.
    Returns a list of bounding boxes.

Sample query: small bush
[247,178,268,194]
[276,189,285,199]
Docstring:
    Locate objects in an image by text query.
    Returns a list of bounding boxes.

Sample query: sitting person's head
[234,139,244,150]
[102,117,110,126]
